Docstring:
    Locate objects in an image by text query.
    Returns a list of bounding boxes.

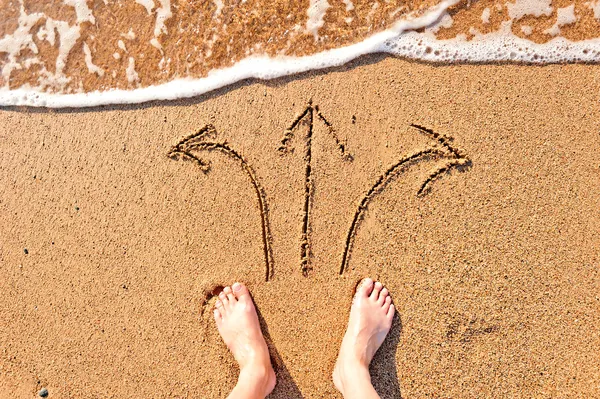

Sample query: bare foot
[333,278,395,397]
[214,283,276,398]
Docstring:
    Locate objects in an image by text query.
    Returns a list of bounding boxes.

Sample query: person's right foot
[214,283,276,397]
[333,278,395,395]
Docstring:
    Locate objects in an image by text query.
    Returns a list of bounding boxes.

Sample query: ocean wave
[1,0,599,107]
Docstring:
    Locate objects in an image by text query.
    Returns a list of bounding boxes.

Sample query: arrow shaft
[300,106,314,276]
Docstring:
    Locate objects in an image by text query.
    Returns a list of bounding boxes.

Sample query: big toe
[356,278,374,298]
[232,282,251,302]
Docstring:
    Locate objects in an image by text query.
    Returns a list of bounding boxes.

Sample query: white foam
[83,42,104,76]
[53,21,80,81]
[425,12,453,34]
[121,28,136,40]
[0,2,43,83]
[521,25,533,35]
[481,7,491,24]
[150,37,163,51]
[154,0,172,37]
[342,0,354,12]
[543,4,577,36]
[214,0,224,17]
[506,0,552,20]
[3,0,600,107]
[590,0,600,20]
[126,57,140,84]
[385,20,600,64]
[366,2,379,25]
[37,19,57,45]
[63,0,95,24]
[136,0,155,15]
[306,0,330,40]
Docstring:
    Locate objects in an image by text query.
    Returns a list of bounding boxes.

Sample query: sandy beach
[1,56,600,398]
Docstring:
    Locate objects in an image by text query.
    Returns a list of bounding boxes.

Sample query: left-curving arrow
[168,125,274,282]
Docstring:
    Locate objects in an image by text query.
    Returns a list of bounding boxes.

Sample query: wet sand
[1,56,599,398]
[2,0,600,96]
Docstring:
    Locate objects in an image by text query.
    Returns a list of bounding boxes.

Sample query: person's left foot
[214,283,276,396]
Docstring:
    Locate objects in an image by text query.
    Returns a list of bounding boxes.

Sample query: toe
[219,291,229,306]
[378,288,389,304]
[232,282,251,303]
[370,281,383,300]
[383,296,392,313]
[215,299,224,309]
[224,286,236,302]
[387,304,395,320]
[213,309,222,324]
[356,278,374,298]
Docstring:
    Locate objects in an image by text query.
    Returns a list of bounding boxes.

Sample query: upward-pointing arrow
[279,100,352,276]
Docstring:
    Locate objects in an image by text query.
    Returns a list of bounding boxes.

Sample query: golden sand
[1,56,599,397]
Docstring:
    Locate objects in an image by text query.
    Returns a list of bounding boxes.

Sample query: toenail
[233,283,241,292]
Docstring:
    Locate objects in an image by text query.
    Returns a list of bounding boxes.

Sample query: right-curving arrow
[339,124,472,275]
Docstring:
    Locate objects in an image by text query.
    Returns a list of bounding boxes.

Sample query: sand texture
[1,58,600,398]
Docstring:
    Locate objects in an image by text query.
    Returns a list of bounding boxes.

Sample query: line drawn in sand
[168,125,275,282]
[338,123,472,275]
[278,100,353,277]
[168,110,471,281]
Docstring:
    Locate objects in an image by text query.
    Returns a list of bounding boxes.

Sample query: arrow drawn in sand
[168,125,274,282]
[339,124,471,275]
[168,113,470,281]
[278,100,353,277]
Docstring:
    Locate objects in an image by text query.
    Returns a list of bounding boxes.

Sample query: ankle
[237,362,276,397]
[335,359,372,394]
[345,362,371,383]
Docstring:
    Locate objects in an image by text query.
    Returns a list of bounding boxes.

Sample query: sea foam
[1,0,599,108]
